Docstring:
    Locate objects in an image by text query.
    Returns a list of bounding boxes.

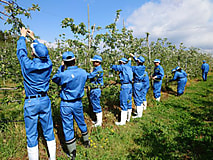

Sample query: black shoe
[84,140,90,148]
[70,150,76,160]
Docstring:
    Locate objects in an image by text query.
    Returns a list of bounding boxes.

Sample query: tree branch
[0,11,10,18]
[0,0,10,5]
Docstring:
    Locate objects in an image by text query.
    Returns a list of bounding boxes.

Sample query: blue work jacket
[111,61,133,84]
[52,65,87,100]
[132,65,146,83]
[201,63,209,73]
[142,71,150,87]
[87,65,104,86]
[16,37,52,97]
[170,70,187,81]
[152,65,164,80]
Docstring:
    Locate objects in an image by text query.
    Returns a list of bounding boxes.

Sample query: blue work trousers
[142,85,150,101]
[60,99,88,142]
[90,88,102,113]
[153,80,162,98]
[177,78,187,95]
[120,84,132,111]
[133,83,143,106]
[202,72,208,81]
[24,96,55,148]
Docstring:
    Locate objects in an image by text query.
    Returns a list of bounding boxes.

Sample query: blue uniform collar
[67,66,78,70]
[155,64,161,68]
[94,65,102,70]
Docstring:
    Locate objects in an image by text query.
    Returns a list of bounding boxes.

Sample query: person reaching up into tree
[87,55,104,127]
[17,27,56,160]
[129,53,146,119]
[52,51,90,160]
[110,57,133,125]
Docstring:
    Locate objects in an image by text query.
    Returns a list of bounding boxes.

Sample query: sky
[1,0,213,53]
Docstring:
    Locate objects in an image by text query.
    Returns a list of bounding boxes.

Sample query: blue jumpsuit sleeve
[156,67,164,79]
[170,72,178,81]
[52,65,65,85]
[16,36,34,71]
[182,70,187,77]
[127,60,131,66]
[87,70,98,79]
[111,65,122,72]
[133,56,138,62]
[207,64,209,72]
[33,39,40,43]
[131,66,136,72]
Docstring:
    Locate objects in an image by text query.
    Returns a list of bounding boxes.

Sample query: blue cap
[118,58,128,63]
[175,66,181,70]
[154,59,160,63]
[138,56,145,63]
[90,55,102,62]
[62,51,75,61]
[171,68,176,73]
[203,60,206,62]
[31,43,48,58]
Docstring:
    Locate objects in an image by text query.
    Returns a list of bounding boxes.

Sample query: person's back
[54,66,87,100]
[17,38,52,96]
[201,63,209,73]
[118,62,133,84]
[201,61,209,81]
[52,51,90,159]
[130,55,147,118]
[132,65,146,82]
[111,58,133,125]
[174,70,186,80]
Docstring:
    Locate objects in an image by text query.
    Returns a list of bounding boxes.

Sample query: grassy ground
[0,74,212,160]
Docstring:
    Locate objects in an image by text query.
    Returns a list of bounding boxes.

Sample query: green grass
[0,75,212,159]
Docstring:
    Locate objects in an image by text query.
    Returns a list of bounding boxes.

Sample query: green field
[0,74,213,160]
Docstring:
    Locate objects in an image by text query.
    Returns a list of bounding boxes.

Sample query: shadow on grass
[128,117,213,160]
[173,117,213,160]
[128,127,175,160]
[189,101,213,121]
[162,85,177,96]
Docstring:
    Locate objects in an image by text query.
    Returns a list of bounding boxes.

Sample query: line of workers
[16,27,210,160]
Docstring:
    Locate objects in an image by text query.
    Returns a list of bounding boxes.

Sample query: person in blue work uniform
[52,51,90,160]
[152,59,164,101]
[129,53,146,119]
[201,60,209,81]
[87,55,104,127]
[111,57,133,125]
[169,66,187,96]
[142,70,150,110]
[17,27,56,160]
